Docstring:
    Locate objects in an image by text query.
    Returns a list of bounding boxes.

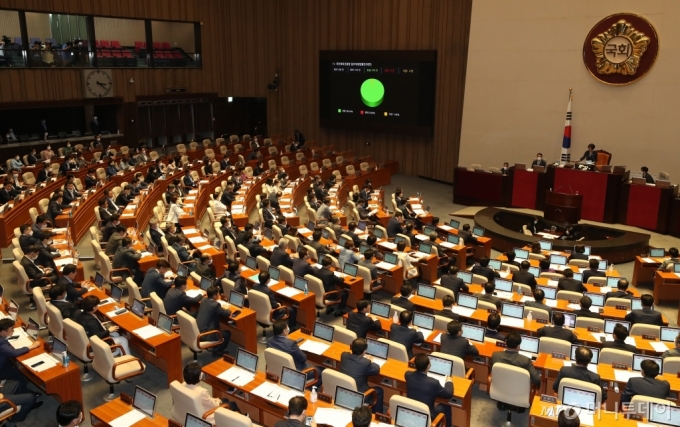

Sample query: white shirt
[166,203,184,223]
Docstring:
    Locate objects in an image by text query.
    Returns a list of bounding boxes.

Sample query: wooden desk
[631,256,663,288]
[619,182,674,234]
[90,397,168,426]
[436,225,492,264]
[453,167,513,207]
[653,271,680,306]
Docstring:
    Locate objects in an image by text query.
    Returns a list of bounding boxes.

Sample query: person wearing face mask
[5,128,17,142]
[194,254,216,280]
[531,152,546,168]
[46,400,83,427]
[579,143,597,163]
[42,144,55,160]
[63,141,73,157]
[21,246,56,287]
[0,180,19,204]
[36,231,60,273]
[9,154,23,170]
[26,148,38,165]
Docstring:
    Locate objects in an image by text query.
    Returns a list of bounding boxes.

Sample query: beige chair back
[489,363,532,409]
[46,302,65,340]
[264,347,295,378]
[586,276,607,286]
[321,369,358,399]
[214,407,253,427]
[598,348,634,366]
[388,396,432,426]
[605,297,631,309]
[177,310,218,353]
[249,290,276,326]
[630,324,660,338]
[663,357,680,376]
[149,292,166,321]
[91,335,145,384]
[333,326,357,346]
[377,337,408,362]
[574,317,604,330]
[63,319,92,362]
[256,255,270,272]
[237,244,250,261]
[555,290,582,301]
[538,337,570,356]
[33,287,49,328]
[100,251,124,283]
[524,307,550,321]
[629,395,676,416]
[221,278,235,296]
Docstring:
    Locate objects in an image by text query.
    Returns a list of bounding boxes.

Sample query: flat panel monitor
[472,226,485,237]
[447,234,460,245]
[519,334,539,354]
[604,320,630,334]
[177,263,189,278]
[372,227,384,239]
[357,221,367,232]
[457,271,472,284]
[650,248,666,258]
[648,403,680,427]
[422,225,436,236]
[157,313,174,334]
[598,260,608,270]
[549,254,567,266]
[570,345,599,364]
[412,312,434,331]
[461,323,485,343]
[573,272,583,283]
[268,266,281,282]
[633,354,663,374]
[536,285,557,300]
[606,276,623,288]
[245,256,258,270]
[370,301,391,318]
[395,405,429,427]
[575,245,592,256]
[457,293,478,310]
[94,272,105,289]
[342,263,358,277]
[26,318,39,339]
[528,266,541,278]
[675,264,680,274]
[185,413,211,427]
[359,243,370,254]
[561,386,597,411]
[264,228,273,241]
[394,235,407,246]
[428,354,453,377]
[52,336,67,356]
[416,283,436,299]
[366,338,389,360]
[494,278,513,292]
[539,240,552,251]
[7,300,18,321]
[133,386,157,418]
[661,327,680,343]
[131,298,146,318]
[501,302,524,319]
[418,242,433,255]
[110,284,123,302]
[630,298,650,311]
[334,386,364,411]
[338,236,348,247]
[280,366,306,393]
[583,292,604,307]
[488,259,502,271]
[313,321,334,342]
[199,276,213,291]
[236,348,258,373]
[383,252,398,265]
[514,248,529,260]
[449,219,460,229]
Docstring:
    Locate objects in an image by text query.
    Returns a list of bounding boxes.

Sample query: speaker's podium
[544,190,583,224]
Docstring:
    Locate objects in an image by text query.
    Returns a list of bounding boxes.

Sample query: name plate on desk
[523,292,533,297]
[120,392,133,405]
[318,392,332,404]
[624,413,643,421]
[487,309,498,314]
[642,334,657,340]
[495,341,507,348]
[266,373,279,382]
[612,362,629,370]
[536,318,548,324]
[169,421,182,427]
[587,327,600,333]
[375,414,391,424]
[540,395,557,404]
[408,361,416,368]
[223,355,235,364]
[552,352,567,360]
[615,305,628,310]
[301,327,312,335]
[569,300,579,304]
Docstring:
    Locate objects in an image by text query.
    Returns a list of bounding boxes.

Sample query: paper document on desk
[500,317,524,328]
[24,354,58,372]
[109,409,147,427]
[185,289,205,298]
[567,303,581,310]
[369,209,379,216]
[277,287,303,298]
[433,333,442,343]
[546,280,558,287]
[251,382,301,405]
[183,228,199,234]
[650,341,670,352]
[183,204,195,208]
[380,242,396,250]
[375,262,395,270]
[185,197,196,201]
[413,209,426,215]
[299,340,331,355]
[642,257,656,263]
[595,286,612,294]
[217,367,255,387]
[313,407,354,427]
[54,257,75,267]
[140,252,153,258]
[427,372,449,387]
[297,227,311,234]
[450,306,475,318]
[188,237,207,244]
[495,291,514,300]
[414,234,428,241]
[439,241,455,249]
[545,299,558,307]
[52,228,67,234]
[106,308,125,318]
[9,330,33,350]
[613,369,640,383]
[133,325,163,340]
[197,245,213,251]
[562,361,598,374]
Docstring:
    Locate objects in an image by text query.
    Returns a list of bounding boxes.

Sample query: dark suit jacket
[46,200,62,224]
[537,326,577,343]
[621,377,670,404]
[602,340,637,353]
[531,159,547,167]
[20,256,44,281]
[435,308,460,320]
[557,278,587,293]
[84,175,98,189]
[115,192,130,207]
[315,267,344,293]
[76,311,110,340]
[573,308,602,319]
[643,173,655,184]
[0,337,30,373]
[112,246,141,271]
[292,258,315,278]
[36,168,48,184]
[245,241,267,258]
[141,268,172,299]
[458,229,477,245]
[479,293,502,310]
[269,247,293,269]
[195,262,216,281]
[62,189,80,205]
[106,233,123,256]
[99,207,112,223]
[36,243,58,270]
[604,290,632,301]
[439,275,468,299]
[196,298,231,332]
[339,352,380,393]
[582,269,606,284]
[0,188,17,205]
[553,365,606,400]
[19,234,38,252]
[267,335,306,371]
[390,324,424,359]
[471,265,500,283]
[491,350,541,386]
[51,300,81,320]
[568,252,589,261]
[512,270,537,290]
[440,333,479,359]
[309,240,332,259]
[524,300,553,317]
[486,329,506,341]
[346,311,381,339]
[386,217,404,238]
[57,277,87,302]
[404,371,453,417]
[150,228,163,248]
[625,308,663,326]
[391,295,414,312]
[163,287,203,315]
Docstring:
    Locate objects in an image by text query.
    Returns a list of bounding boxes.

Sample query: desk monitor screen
[488,259,502,271]
[606,276,623,288]
[94,272,105,289]
[675,264,680,274]
[133,386,157,418]
[570,345,599,364]
[449,219,460,229]
[236,348,258,373]
[373,227,384,239]
[147,243,157,255]
[245,256,258,270]
[293,276,308,292]
[371,301,391,318]
[539,241,553,251]
[633,354,663,373]
[413,312,435,331]
[395,405,429,427]
[185,413,211,427]
[131,299,146,318]
[264,228,273,241]
[429,355,453,377]
[631,298,651,311]
[383,252,398,265]
[650,248,666,258]
[584,292,604,307]
[423,225,436,236]
[573,272,583,283]
[458,293,478,309]
[157,313,174,334]
[561,386,597,411]
[307,220,315,231]
[501,302,524,319]
[457,271,473,284]
[280,366,306,393]
[461,323,485,343]
[603,320,630,335]
[555,311,576,329]
[519,335,539,354]
[549,255,567,266]
[473,226,485,237]
[514,248,529,260]
[661,327,680,342]
[494,278,513,292]
[177,263,189,278]
[649,403,680,427]
[536,285,557,300]
[598,260,608,270]
[110,284,123,303]
[334,386,364,412]
[26,318,39,339]
[528,266,541,278]
[313,321,334,342]
[7,300,18,321]
[579,246,592,256]
[447,234,460,245]
[417,283,436,299]
[229,291,245,308]
[342,263,358,277]
[359,243,370,255]
[268,266,281,282]
[357,221,367,232]
[199,276,213,291]
[338,236,348,248]
[52,337,67,356]
[366,338,389,360]
[418,242,433,255]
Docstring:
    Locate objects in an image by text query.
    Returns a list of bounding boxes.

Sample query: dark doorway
[214,97,267,138]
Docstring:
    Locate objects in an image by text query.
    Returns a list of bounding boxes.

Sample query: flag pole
[560,89,573,165]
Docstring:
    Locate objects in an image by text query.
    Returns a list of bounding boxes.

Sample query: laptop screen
[429,355,453,377]
[268,266,280,282]
[631,298,645,311]
[604,320,630,334]
[395,405,429,427]
[366,338,389,360]
[461,323,485,342]
[313,322,334,342]
[412,312,434,331]
[449,219,460,229]
[280,366,306,393]
[236,348,258,373]
[133,386,157,418]
[131,299,146,318]
[458,293,478,309]
[447,234,460,245]
[514,248,529,260]
[457,271,473,284]
[343,263,358,277]
[383,252,398,265]
[307,221,315,230]
[26,318,39,339]
[185,413,211,427]
[371,301,391,318]
[661,327,680,342]
[423,226,436,236]
[418,242,433,255]
[598,260,608,270]
[472,226,485,237]
[606,276,623,288]
[584,292,604,307]
[519,335,539,354]
[157,313,173,334]
[338,236,348,247]
[549,254,567,266]
[501,302,524,319]
[561,386,597,411]
[52,337,67,356]
[334,386,364,412]
[539,241,552,251]
[554,311,576,328]
[581,246,591,256]
[264,228,273,240]
[650,248,666,258]
[417,283,436,299]
[94,272,105,289]
[570,345,599,364]
[229,291,245,308]
[674,264,680,274]
[245,256,257,270]
[528,266,541,278]
[573,272,583,283]
[536,285,557,300]
[359,243,370,254]
[357,221,367,232]
[8,300,18,321]
[200,276,213,291]
[177,263,189,278]
[394,235,406,246]
[488,259,502,271]
[649,403,680,427]
[633,354,663,373]
[293,276,308,292]
[494,279,513,292]
[110,284,123,302]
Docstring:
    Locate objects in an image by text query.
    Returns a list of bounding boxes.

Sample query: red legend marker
[360,110,364,115]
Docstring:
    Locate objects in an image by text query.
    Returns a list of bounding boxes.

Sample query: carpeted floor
[4,173,679,426]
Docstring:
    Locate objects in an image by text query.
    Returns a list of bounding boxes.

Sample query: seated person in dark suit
[641,166,655,184]
[308,230,333,259]
[140,260,174,300]
[440,319,480,360]
[512,261,538,291]
[504,250,521,268]
[569,244,589,261]
[621,359,670,404]
[36,162,49,184]
[602,323,637,353]
[346,299,382,339]
[48,284,82,320]
[479,282,502,310]
[163,276,203,316]
[105,160,118,177]
[97,199,112,223]
[196,286,231,355]
[405,354,453,427]
[270,238,293,269]
[101,215,121,242]
[435,295,460,320]
[439,267,469,300]
[390,283,415,312]
[36,232,60,272]
[244,231,268,258]
[57,264,87,302]
[471,257,501,283]
[105,225,127,256]
[458,224,478,245]
[390,311,424,360]
[292,247,316,278]
[21,246,56,287]
[314,255,349,317]
[112,237,144,283]
[582,258,606,284]
[525,288,553,318]
[148,218,164,250]
[115,185,133,208]
[253,272,297,330]
[605,279,633,301]
[658,247,680,271]
[267,320,320,385]
[579,144,597,163]
[62,182,81,205]
[76,295,130,355]
[182,168,196,193]
[358,248,379,281]
[553,346,606,405]
[526,217,543,235]
[386,212,404,238]
[0,180,20,204]
[557,268,587,293]
[339,338,384,414]
[531,152,547,168]
[85,169,98,189]
[18,225,38,253]
[539,258,554,273]
[625,294,663,326]
[194,254,216,281]
[490,332,541,388]
[345,222,363,248]
[573,295,602,319]
[223,260,249,297]
[537,312,577,343]
[485,313,506,341]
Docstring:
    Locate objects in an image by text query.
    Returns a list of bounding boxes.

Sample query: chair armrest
[465,367,475,383]
[363,388,378,408]
[181,260,197,266]
[112,357,145,381]
[431,413,445,427]
[202,402,232,420]
[197,329,224,349]
[110,267,132,277]
[301,366,319,387]
[487,372,492,395]
[369,278,384,293]
[108,343,127,356]
[0,398,18,421]
[323,290,341,304]
[269,305,289,322]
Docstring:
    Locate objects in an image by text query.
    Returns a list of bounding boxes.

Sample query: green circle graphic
[360,78,385,108]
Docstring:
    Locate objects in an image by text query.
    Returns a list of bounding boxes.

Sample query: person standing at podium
[579,144,597,163]
[531,153,546,168]
[641,166,655,184]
